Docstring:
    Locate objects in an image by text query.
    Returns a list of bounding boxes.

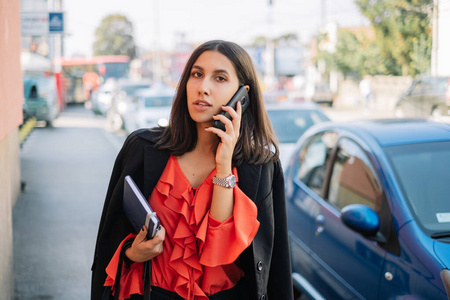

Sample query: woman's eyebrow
[213,69,230,76]
[191,65,230,76]
[191,65,204,71]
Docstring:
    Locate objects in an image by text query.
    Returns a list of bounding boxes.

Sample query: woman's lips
[193,100,212,111]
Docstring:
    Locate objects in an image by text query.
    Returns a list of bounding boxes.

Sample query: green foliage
[355,0,432,76]
[93,14,136,59]
[319,0,432,78]
[317,30,384,79]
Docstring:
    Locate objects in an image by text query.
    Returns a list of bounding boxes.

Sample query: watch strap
[212,174,236,188]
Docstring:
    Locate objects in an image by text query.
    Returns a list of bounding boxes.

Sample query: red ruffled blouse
[105,156,260,300]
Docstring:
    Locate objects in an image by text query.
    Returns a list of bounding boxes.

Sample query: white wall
[433,0,450,76]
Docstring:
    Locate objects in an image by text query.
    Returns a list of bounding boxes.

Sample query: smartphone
[213,85,250,131]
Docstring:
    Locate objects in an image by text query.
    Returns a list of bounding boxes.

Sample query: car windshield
[268,109,329,143]
[144,95,173,107]
[385,141,450,234]
[122,85,149,95]
[102,62,129,79]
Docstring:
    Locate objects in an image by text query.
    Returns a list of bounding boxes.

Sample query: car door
[425,77,449,116]
[418,77,435,116]
[287,132,337,288]
[311,137,389,300]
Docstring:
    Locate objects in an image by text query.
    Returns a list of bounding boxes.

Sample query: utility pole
[321,0,327,28]
[431,0,439,76]
[265,0,276,90]
[153,0,161,83]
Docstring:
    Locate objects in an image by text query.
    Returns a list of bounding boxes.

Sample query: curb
[19,117,36,144]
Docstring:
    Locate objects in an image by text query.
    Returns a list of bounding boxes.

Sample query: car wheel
[431,106,443,118]
[109,113,124,132]
[394,105,405,118]
[293,286,303,300]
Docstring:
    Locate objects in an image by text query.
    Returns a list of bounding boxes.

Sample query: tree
[355,0,433,76]
[318,27,392,79]
[93,14,136,59]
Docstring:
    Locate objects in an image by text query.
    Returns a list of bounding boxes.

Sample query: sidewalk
[323,104,395,122]
[13,105,121,299]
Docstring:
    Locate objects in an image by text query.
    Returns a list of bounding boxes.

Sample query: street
[13,104,125,299]
[11,102,412,299]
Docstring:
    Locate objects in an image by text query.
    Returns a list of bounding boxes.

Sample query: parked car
[284,118,450,300]
[394,76,450,118]
[266,102,330,168]
[91,78,117,116]
[122,84,175,133]
[305,83,335,107]
[106,78,152,132]
[23,77,59,126]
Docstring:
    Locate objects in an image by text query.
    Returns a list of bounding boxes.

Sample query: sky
[63,0,368,57]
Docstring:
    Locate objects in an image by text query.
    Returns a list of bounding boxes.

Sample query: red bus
[55,55,130,104]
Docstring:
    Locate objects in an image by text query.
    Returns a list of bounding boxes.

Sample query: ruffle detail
[151,156,259,300]
[105,233,144,300]
[153,157,211,299]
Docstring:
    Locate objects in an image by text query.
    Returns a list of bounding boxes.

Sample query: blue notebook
[123,175,160,239]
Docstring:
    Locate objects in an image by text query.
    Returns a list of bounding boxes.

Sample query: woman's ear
[244,85,250,92]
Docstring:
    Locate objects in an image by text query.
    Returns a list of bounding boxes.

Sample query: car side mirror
[341,204,379,237]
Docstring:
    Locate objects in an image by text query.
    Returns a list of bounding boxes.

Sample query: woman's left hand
[205,101,242,174]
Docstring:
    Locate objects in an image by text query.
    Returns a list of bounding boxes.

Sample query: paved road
[13,104,125,299]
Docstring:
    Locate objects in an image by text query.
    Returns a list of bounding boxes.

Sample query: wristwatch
[212,174,236,188]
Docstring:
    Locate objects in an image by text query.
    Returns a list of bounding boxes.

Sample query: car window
[268,109,329,143]
[296,132,337,195]
[411,80,422,94]
[327,138,383,212]
[385,141,450,233]
[433,77,449,93]
[144,95,173,107]
[420,77,434,93]
[122,85,149,95]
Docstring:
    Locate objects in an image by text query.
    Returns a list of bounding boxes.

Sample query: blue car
[284,118,450,299]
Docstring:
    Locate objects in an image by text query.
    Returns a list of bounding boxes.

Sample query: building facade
[0,0,24,298]
[432,0,450,76]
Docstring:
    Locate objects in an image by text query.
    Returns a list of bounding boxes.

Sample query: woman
[91,40,293,300]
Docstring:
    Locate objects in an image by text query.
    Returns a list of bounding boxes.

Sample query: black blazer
[91,128,293,300]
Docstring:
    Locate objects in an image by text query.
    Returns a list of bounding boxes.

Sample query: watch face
[228,175,236,187]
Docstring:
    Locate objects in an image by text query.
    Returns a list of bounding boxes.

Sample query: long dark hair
[156,40,279,165]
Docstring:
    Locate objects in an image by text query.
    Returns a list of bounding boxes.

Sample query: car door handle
[315,214,325,236]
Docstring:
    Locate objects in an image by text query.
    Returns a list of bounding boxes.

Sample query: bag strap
[143,260,152,300]
[116,239,134,299]
[104,238,152,300]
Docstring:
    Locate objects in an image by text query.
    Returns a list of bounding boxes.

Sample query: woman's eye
[192,72,202,78]
[216,76,226,82]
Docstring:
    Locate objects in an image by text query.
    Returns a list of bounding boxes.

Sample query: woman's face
[186,50,240,126]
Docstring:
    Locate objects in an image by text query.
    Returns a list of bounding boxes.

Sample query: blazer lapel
[143,144,170,198]
[237,162,262,202]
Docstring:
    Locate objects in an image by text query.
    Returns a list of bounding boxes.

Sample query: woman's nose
[198,80,209,95]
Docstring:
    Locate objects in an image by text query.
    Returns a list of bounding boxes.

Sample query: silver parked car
[266,101,330,168]
[106,78,152,132]
[122,84,175,133]
[394,76,450,118]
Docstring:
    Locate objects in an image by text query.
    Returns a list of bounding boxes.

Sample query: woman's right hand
[125,225,165,263]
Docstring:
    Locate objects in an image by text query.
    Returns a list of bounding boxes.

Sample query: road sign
[21,11,64,36]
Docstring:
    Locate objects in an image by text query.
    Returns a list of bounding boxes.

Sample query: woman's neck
[195,122,218,154]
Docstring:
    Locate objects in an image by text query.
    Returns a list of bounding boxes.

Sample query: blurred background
[1,0,450,299]
[16,0,450,119]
